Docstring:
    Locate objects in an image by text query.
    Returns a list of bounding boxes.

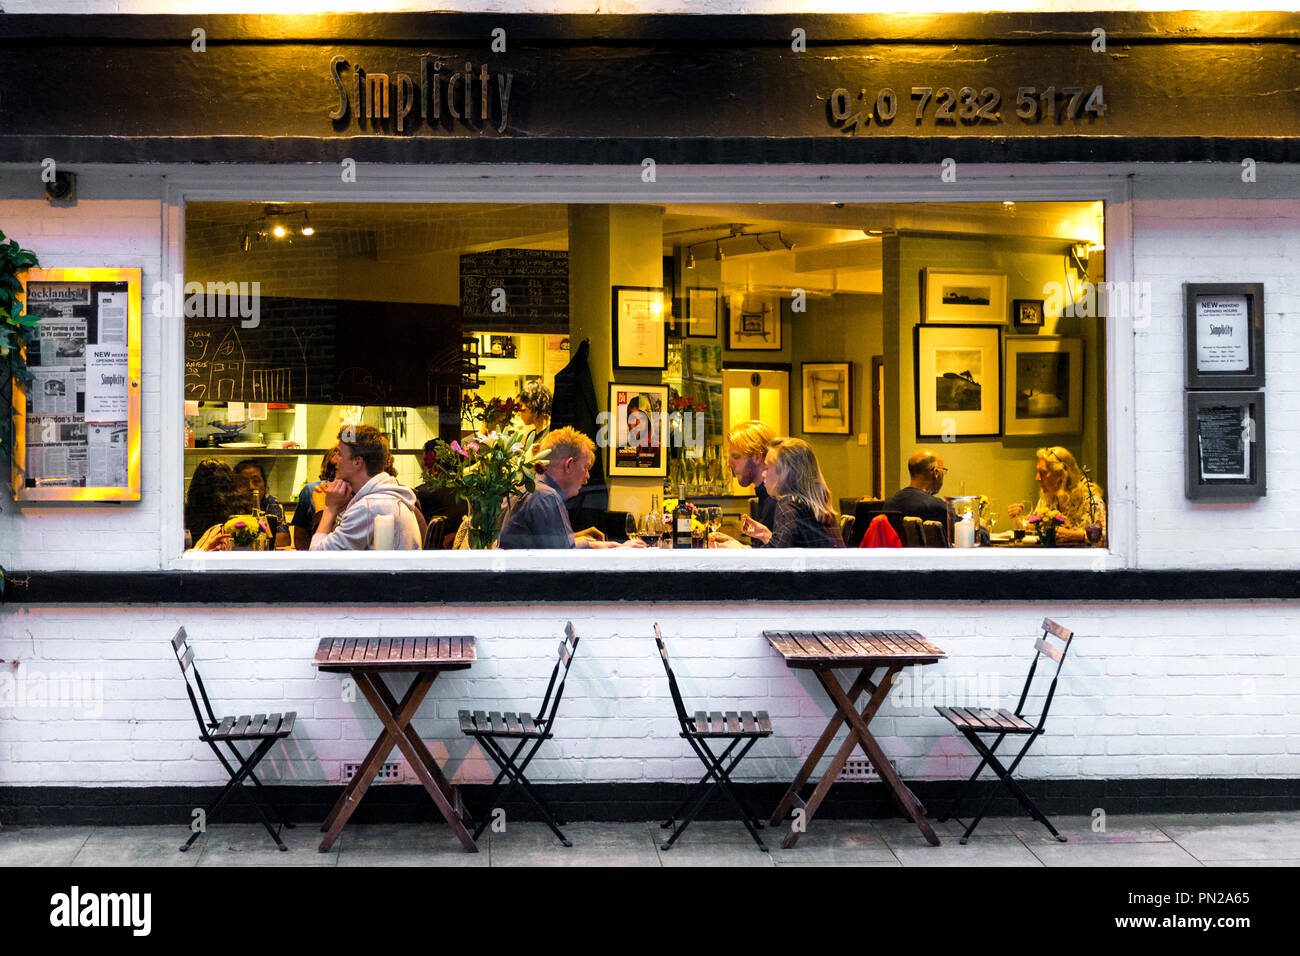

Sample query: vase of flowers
[1080,463,1104,545]
[422,425,548,549]
[222,514,271,550]
[1027,509,1066,547]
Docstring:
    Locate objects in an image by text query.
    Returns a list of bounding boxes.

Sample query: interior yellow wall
[883,234,1107,519]
[790,293,884,506]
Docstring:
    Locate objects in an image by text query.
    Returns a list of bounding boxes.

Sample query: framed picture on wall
[1003,336,1084,436]
[801,362,853,434]
[608,383,668,477]
[1184,282,1265,389]
[726,294,782,350]
[922,268,1008,324]
[611,285,667,370]
[1012,298,1045,332]
[914,324,1001,439]
[686,287,719,338]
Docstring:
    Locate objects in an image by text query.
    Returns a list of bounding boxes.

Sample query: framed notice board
[1185,282,1265,389]
[1185,390,1265,500]
[12,268,141,501]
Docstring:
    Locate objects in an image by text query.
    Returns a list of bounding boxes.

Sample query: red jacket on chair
[861,513,902,548]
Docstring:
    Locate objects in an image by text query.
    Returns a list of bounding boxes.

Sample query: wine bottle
[673,483,693,549]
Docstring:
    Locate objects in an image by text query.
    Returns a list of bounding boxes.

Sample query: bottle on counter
[184,419,195,449]
[673,483,693,549]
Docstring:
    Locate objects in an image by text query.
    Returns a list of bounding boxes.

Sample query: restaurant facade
[0,11,1298,822]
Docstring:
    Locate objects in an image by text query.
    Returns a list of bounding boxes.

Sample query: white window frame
[161,164,1135,572]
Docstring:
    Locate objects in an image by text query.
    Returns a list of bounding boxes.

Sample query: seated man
[310,424,422,551]
[726,420,779,546]
[883,450,957,540]
[499,427,624,549]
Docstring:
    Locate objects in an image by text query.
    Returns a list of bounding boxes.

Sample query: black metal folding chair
[170,627,296,851]
[459,622,580,846]
[936,617,1075,844]
[654,624,773,852]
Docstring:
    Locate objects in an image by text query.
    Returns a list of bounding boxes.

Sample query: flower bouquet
[422,425,549,549]
[1026,509,1067,547]
[222,514,271,550]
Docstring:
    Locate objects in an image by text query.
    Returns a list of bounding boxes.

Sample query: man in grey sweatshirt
[310,424,422,551]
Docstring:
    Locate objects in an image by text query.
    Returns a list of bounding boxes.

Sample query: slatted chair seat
[459,623,581,846]
[207,712,297,743]
[656,625,772,852]
[936,618,1076,844]
[690,710,773,737]
[171,627,296,852]
[935,706,1034,734]
[459,710,541,738]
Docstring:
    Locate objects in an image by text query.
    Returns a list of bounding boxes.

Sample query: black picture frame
[1012,298,1045,332]
[1185,390,1265,500]
[1185,282,1265,389]
[611,285,668,370]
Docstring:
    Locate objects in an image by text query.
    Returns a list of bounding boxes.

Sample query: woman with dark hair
[518,380,553,442]
[233,458,289,548]
[291,445,338,550]
[185,458,255,551]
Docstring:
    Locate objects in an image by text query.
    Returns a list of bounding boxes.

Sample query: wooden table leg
[780,668,891,849]
[318,671,437,852]
[769,668,875,828]
[370,669,457,803]
[319,672,428,835]
[821,667,940,847]
[353,671,479,853]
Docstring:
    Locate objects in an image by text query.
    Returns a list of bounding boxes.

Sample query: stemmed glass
[1011,500,1029,541]
[625,512,641,544]
[640,511,663,549]
[703,506,723,546]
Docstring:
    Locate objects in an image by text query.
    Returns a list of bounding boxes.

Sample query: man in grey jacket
[310,424,422,550]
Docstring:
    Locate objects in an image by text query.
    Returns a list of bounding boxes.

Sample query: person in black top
[713,437,843,549]
[416,437,469,544]
[883,450,957,541]
[726,419,779,545]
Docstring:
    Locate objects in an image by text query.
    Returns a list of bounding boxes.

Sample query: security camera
[45,171,77,206]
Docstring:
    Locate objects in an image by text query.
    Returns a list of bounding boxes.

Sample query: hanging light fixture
[238,205,318,251]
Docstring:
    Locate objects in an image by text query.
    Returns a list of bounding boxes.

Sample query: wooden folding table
[764,629,946,848]
[313,636,478,853]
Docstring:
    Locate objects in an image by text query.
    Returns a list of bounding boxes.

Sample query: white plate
[220,442,266,449]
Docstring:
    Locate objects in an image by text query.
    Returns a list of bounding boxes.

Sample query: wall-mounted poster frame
[914,324,1001,439]
[1185,390,1265,499]
[1185,282,1265,389]
[726,293,783,350]
[611,285,667,370]
[801,362,853,434]
[13,267,141,501]
[608,383,668,477]
[1003,335,1084,436]
[922,268,1008,325]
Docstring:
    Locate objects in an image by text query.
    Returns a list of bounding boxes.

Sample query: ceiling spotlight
[686,250,695,269]
[300,223,315,236]
[272,224,287,238]
[716,241,724,261]
[239,205,317,251]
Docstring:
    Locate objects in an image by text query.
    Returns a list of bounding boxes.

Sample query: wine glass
[1010,500,1029,541]
[640,511,662,549]
[625,512,640,544]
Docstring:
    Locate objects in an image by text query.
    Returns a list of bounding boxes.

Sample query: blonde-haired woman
[1007,445,1106,544]
[736,437,844,549]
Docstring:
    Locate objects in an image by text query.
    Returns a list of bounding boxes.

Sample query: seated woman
[713,437,844,549]
[185,458,257,551]
[1007,445,1106,545]
[518,380,552,444]
[291,446,338,550]
[233,458,290,548]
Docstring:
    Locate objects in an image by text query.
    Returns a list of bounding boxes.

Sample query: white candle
[955,518,975,549]
[373,514,396,551]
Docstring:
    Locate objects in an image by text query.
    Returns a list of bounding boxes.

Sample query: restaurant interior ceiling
[187,200,1103,297]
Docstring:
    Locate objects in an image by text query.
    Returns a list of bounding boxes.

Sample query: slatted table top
[763,630,945,667]
[313,636,476,672]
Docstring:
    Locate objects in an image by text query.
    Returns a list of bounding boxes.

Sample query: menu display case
[13,268,141,501]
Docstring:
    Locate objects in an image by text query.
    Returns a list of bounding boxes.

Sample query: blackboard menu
[460,248,568,333]
[1185,390,1265,499]
[1196,405,1250,481]
[185,297,461,408]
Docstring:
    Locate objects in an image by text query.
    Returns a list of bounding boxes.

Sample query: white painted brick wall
[2,603,1297,786]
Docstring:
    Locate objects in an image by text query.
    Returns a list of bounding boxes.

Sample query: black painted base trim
[3,779,1297,827]
[7,568,1300,604]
